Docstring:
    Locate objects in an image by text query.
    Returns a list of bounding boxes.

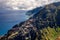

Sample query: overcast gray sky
[0,0,60,10]
[0,0,60,36]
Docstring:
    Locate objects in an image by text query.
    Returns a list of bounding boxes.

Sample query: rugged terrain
[0,2,60,40]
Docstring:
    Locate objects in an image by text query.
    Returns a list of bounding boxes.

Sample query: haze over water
[0,10,29,36]
[0,0,60,36]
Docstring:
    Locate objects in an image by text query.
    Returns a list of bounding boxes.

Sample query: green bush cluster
[38,26,60,40]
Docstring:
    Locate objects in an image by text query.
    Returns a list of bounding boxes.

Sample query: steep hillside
[0,2,60,40]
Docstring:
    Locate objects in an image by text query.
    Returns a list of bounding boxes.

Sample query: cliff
[0,2,60,40]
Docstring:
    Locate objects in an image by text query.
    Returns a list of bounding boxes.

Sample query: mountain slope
[0,2,60,40]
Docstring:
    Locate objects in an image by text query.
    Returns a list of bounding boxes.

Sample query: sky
[0,0,60,10]
[0,0,60,36]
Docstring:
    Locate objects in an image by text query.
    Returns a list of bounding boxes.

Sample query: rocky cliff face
[0,2,60,40]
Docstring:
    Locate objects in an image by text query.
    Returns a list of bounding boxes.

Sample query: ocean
[0,10,29,36]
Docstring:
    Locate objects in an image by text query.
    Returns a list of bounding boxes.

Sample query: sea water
[0,10,29,36]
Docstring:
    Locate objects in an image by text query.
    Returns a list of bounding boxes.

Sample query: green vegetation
[39,26,60,40]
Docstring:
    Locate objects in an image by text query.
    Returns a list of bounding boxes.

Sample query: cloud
[0,0,60,10]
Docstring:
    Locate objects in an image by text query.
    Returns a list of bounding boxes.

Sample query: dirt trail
[56,36,60,40]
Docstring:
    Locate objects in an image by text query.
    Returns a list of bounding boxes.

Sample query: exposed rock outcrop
[0,2,60,40]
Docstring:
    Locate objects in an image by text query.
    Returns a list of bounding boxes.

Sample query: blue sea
[0,10,29,36]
